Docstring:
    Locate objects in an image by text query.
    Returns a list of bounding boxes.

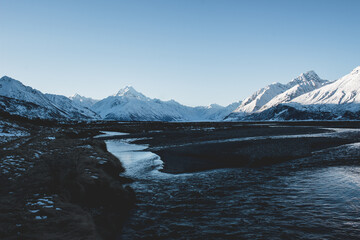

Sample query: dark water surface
[106,138,360,239]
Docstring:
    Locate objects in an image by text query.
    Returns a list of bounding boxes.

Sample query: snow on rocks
[0,120,30,144]
[94,131,129,138]
[0,155,33,178]
[26,194,59,221]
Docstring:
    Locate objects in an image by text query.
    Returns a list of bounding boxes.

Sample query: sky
[1,0,360,106]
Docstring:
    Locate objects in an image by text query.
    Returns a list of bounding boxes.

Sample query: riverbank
[3,119,360,239]
[95,121,360,173]
[101,122,360,239]
[0,119,135,240]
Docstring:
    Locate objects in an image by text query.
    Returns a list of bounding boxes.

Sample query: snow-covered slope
[193,102,241,121]
[234,66,360,121]
[0,77,238,122]
[92,86,239,121]
[0,76,56,109]
[0,76,98,120]
[0,95,64,119]
[233,83,288,115]
[289,66,360,113]
[226,71,329,120]
[45,94,99,119]
[4,65,360,122]
[69,94,99,108]
[233,71,327,114]
[259,71,329,111]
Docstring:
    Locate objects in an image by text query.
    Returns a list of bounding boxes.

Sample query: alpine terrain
[0,76,99,120]
[91,86,239,121]
[226,70,330,120]
[2,66,360,122]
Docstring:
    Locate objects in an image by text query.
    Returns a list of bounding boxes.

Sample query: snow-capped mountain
[114,86,148,100]
[92,86,239,121]
[232,82,289,115]
[0,76,99,120]
[0,76,56,109]
[69,93,99,108]
[290,66,360,111]
[232,71,328,114]
[45,94,99,119]
[258,71,329,111]
[193,102,241,121]
[3,65,360,122]
[226,71,329,120]
[0,95,64,120]
[234,66,360,121]
[0,76,239,122]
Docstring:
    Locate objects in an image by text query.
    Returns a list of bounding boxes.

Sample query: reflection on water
[106,139,360,239]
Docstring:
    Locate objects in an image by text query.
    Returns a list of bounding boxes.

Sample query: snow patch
[94,131,129,138]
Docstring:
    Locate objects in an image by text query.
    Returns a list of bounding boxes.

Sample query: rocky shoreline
[0,118,135,240]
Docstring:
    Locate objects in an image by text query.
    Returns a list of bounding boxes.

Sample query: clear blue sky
[1,0,360,106]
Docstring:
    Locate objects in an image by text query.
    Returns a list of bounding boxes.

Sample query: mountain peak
[287,70,327,89]
[1,75,11,80]
[117,85,135,93]
[70,93,82,99]
[1,75,18,83]
[296,70,320,82]
[351,66,360,75]
[69,93,99,108]
[201,103,224,109]
[114,86,147,100]
[304,70,316,75]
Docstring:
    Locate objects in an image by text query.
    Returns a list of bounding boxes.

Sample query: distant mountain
[233,82,289,115]
[290,66,360,112]
[233,66,360,121]
[3,65,360,122]
[69,93,99,108]
[0,95,65,119]
[0,76,99,120]
[226,71,329,120]
[193,103,241,121]
[258,71,329,111]
[45,94,99,119]
[92,86,239,121]
[0,77,239,122]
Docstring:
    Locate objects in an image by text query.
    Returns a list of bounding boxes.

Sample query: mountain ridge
[92,86,239,121]
[0,76,240,121]
[228,66,360,121]
[0,76,99,120]
[2,66,360,122]
[231,70,328,115]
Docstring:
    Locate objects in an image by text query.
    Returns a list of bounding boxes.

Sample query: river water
[106,135,360,239]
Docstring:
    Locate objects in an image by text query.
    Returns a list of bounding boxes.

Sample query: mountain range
[227,66,360,121]
[0,76,99,120]
[1,66,360,121]
[0,77,239,121]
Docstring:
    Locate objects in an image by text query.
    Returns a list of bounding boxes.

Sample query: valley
[2,118,360,239]
[3,1,360,239]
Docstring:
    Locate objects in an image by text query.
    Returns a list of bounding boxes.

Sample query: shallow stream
[105,132,360,239]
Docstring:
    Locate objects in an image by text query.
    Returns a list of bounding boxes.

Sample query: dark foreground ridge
[0,117,135,240]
